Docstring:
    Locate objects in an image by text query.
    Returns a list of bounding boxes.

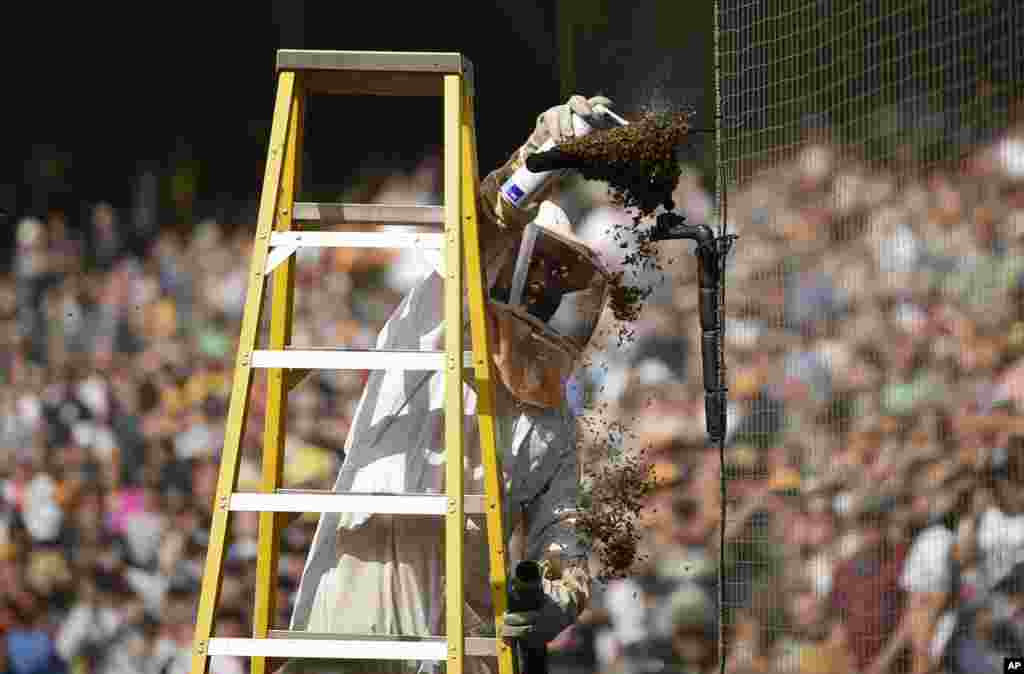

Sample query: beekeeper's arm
[477,95,614,243]
[501,424,591,646]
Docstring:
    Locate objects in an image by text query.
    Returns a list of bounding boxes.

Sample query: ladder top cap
[276,50,473,75]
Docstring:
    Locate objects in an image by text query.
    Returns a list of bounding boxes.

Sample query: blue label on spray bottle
[502,182,526,206]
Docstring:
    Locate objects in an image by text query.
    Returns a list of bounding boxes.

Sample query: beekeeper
[283,94,617,674]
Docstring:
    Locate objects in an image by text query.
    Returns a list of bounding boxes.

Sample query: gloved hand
[479,94,616,235]
[500,559,590,646]
[520,94,616,162]
[500,608,542,641]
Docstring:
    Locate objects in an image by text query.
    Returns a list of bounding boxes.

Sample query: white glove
[521,95,616,160]
[481,95,616,233]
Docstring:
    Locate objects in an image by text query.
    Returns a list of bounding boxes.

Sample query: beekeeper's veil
[485,201,611,408]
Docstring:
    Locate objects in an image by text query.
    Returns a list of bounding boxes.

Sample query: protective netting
[716,1,1023,673]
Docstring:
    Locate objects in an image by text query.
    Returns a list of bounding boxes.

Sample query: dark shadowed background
[2,1,715,266]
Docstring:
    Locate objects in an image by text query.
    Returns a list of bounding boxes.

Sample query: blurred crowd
[558,113,1024,674]
[4,111,1024,674]
[0,160,441,674]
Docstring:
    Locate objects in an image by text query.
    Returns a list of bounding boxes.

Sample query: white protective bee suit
[284,95,615,674]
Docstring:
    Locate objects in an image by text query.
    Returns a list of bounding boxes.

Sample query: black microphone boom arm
[648,211,736,446]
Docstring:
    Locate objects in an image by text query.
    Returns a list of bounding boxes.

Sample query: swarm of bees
[559,110,691,223]
[562,110,693,579]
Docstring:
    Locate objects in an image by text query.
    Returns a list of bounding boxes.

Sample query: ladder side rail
[443,73,466,674]
[461,91,518,674]
[191,70,297,674]
[252,73,305,674]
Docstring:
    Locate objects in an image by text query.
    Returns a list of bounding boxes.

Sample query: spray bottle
[499,104,626,210]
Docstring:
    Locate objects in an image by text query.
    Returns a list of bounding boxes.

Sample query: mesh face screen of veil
[489,221,611,354]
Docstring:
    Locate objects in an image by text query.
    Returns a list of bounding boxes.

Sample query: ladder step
[264,231,444,274]
[277,50,468,75]
[208,633,497,659]
[250,348,475,371]
[294,203,444,226]
[276,51,474,97]
[271,231,444,249]
[229,490,487,515]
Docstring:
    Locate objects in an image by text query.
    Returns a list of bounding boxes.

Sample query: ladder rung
[250,349,475,371]
[208,633,497,659]
[264,230,445,274]
[294,203,444,226]
[270,231,444,249]
[229,490,487,515]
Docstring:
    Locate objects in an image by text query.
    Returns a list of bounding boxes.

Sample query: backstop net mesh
[716,1,1022,672]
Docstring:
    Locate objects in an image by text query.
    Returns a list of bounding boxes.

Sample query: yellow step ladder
[190,50,516,674]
